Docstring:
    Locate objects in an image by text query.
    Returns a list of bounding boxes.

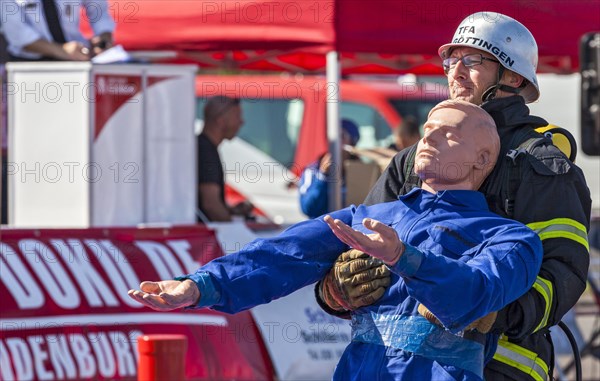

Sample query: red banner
[0,226,273,381]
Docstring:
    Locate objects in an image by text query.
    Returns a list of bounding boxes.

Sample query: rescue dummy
[129,100,543,381]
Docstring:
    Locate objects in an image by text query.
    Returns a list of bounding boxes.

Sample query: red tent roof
[336,0,600,73]
[102,0,600,74]
[111,1,334,52]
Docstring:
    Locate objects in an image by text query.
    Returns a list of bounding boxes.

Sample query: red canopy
[103,0,599,73]
[336,0,600,73]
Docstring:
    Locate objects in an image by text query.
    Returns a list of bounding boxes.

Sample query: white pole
[326,51,342,212]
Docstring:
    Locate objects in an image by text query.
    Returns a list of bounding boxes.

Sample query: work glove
[417,303,498,334]
[319,249,391,311]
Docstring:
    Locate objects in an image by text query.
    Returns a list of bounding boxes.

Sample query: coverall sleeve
[390,225,543,333]
[179,207,353,314]
[492,153,591,339]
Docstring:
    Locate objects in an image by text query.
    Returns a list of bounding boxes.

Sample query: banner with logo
[0,225,273,381]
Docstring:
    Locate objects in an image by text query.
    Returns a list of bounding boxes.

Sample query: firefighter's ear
[502,71,524,87]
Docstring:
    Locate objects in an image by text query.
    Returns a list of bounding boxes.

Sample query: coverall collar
[401,188,489,211]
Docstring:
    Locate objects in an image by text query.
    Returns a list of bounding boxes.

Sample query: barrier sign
[0,226,273,381]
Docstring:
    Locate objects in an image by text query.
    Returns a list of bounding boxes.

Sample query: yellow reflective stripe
[526,218,589,251]
[532,276,553,332]
[493,336,548,381]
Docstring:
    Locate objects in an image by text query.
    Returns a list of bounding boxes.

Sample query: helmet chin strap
[482,65,524,102]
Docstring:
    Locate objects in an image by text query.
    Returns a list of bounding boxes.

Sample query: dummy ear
[474,149,491,170]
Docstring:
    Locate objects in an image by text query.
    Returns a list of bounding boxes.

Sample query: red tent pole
[137,334,187,381]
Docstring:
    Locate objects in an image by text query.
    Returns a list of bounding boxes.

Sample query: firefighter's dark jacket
[362,96,591,381]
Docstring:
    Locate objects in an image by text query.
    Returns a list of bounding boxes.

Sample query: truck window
[196,98,304,168]
[340,102,392,148]
[386,99,441,132]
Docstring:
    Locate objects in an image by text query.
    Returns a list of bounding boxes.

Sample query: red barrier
[1,226,274,380]
[138,334,187,381]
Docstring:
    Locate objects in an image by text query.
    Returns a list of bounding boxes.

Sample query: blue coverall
[180,188,543,380]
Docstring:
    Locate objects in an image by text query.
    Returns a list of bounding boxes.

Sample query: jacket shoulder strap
[401,145,421,195]
[503,129,550,217]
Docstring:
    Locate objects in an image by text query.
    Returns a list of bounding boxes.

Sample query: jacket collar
[481,96,548,134]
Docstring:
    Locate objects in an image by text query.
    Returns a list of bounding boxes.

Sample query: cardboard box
[344,160,382,206]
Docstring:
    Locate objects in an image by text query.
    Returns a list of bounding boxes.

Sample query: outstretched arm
[129,207,354,314]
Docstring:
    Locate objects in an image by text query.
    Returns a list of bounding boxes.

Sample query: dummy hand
[418,304,498,334]
[128,280,200,311]
[324,215,405,265]
[319,249,391,311]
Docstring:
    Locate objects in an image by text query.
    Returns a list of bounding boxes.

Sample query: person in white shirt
[3,0,115,61]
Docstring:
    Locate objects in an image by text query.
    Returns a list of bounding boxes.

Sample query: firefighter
[315,12,591,381]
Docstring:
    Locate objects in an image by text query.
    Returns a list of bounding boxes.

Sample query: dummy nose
[422,127,441,145]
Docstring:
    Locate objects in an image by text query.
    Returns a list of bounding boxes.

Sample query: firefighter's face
[446,47,500,105]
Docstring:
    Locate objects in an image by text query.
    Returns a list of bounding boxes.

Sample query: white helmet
[438,12,540,103]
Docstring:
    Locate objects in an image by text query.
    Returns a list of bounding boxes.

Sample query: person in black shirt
[197,96,253,222]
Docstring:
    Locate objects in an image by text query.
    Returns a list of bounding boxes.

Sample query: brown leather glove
[319,249,391,311]
[417,303,498,334]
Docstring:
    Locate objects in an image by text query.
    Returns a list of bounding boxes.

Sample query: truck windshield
[196,98,304,168]
[386,99,442,132]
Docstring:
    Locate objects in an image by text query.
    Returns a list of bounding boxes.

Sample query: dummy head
[415,99,500,193]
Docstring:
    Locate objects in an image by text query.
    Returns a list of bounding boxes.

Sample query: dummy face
[415,106,496,190]
[446,47,501,105]
[222,104,244,140]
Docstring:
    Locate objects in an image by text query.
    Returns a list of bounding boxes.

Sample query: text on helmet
[451,36,514,68]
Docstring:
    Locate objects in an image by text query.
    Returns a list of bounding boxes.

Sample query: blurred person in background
[298,119,360,219]
[3,0,114,61]
[389,115,421,151]
[197,96,254,222]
